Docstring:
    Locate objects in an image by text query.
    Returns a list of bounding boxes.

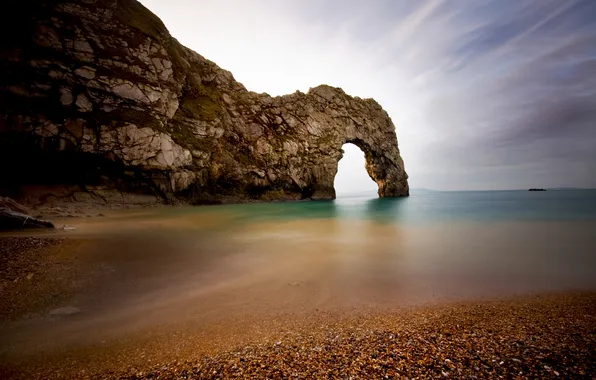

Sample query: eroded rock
[0,197,54,230]
[0,0,408,204]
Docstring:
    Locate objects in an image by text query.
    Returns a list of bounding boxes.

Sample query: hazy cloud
[140,0,596,190]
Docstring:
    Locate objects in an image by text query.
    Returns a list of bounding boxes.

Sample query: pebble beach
[117,293,596,379]
[1,207,596,379]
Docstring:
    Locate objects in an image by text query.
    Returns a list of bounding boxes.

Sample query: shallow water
[2,189,596,364]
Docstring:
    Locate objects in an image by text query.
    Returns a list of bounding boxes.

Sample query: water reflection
[3,192,596,362]
[221,199,340,224]
[363,197,407,221]
[211,193,407,225]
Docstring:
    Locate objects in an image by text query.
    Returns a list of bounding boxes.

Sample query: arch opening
[333,143,378,198]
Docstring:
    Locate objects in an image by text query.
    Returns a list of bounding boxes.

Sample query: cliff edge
[0,0,408,206]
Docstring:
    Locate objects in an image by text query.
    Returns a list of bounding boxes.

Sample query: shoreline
[7,189,350,223]
[4,187,596,231]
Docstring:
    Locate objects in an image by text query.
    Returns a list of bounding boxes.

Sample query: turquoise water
[195,189,596,225]
[38,188,596,311]
[4,189,596,357]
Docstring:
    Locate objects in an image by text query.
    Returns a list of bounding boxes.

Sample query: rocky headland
[1,0,408,215]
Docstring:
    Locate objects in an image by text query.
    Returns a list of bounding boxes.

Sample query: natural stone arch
[333,142,378,195]
[305,135,409,200]
[277,85,409,200]
[1,0,409,204]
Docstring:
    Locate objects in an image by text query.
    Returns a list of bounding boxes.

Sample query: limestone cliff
[0,0,408,205]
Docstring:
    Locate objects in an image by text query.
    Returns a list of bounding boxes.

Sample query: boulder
[0,197,54,230]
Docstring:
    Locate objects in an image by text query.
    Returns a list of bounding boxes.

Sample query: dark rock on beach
[0,197,54,230]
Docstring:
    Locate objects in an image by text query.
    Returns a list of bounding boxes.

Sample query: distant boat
[528,188,546,191]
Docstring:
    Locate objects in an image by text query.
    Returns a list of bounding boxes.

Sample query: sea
[48,188,596,306]
[2,189,596,356]
[198,188,596,224]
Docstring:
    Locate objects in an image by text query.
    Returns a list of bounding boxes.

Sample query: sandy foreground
[0,236,595,379]
[123,294,595,379]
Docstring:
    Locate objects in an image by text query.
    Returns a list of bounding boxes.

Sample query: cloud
[140,0,596,190]
[402,0,596,188]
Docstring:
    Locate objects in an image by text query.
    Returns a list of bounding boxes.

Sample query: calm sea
[3,189,596,356]
[170,188,596,225]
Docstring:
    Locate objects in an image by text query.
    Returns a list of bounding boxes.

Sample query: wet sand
[1,209,596,378]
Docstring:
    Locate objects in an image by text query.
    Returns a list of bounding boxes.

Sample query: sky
[140,0,596,191]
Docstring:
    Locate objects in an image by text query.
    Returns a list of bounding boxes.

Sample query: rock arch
[333,142,378,195]
[270,85,409,200]
[0,0,409,204]
[345,137,409,199]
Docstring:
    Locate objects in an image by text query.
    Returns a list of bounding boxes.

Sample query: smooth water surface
[203,188,596,225]
[2,189,596,363]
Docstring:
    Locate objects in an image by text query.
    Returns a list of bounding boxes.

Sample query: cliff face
[0,0,408,205]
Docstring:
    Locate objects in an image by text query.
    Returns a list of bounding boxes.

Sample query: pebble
[2,241,594,380]
[116,293,596,380]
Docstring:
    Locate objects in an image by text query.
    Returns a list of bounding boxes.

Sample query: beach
[1,237,594,379]
[1,191,596,378]
[4,0,595,376]
[120,292,596,379]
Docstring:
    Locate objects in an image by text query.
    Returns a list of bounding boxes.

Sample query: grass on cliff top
[180,75,223,122]
[115,0,168,41]
[180,93,221,121]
